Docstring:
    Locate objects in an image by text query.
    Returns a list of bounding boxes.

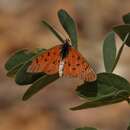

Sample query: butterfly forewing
[28,43,96,81]
[63,47,96,81]
[28,45,61,75]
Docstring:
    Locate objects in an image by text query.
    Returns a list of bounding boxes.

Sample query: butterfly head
[60,39,71,59]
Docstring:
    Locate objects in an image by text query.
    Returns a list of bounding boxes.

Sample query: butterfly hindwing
[63,47,96,81]
[28,45,61,75]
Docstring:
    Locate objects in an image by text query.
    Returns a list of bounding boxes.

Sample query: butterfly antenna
[53,25,71,42]
[52,25,65,38]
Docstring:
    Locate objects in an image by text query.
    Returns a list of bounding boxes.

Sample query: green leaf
[76,82,116,101]
[42,20,64,43]
[35,48,46,53]
[111,33,130,72]
[76,81,98,99]
[123,13,130,24]
[76,73,130,100]
[103,31,116,72]
[73,73,130,110]
[6,63,23,77]
[113,25,130,47]
[15,62,45,85]
[76,127,98,130]
[71,90,129,110]
[58,9,78,49]
[5,49,35,71]
[5,48,46,78]
[127,123,130,130]
[23,74,59,100]
[15,49,46,85]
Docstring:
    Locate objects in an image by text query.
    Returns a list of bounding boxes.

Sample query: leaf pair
[42,9,78,49]
[103,12,130,73]
[71,73,130,110]
[103,31,129,73]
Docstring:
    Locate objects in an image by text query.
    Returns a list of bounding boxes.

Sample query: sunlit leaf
[113,25,130,46]
[58,9,78,49]
[42,20,64,43]
[23,74,59,100]
[76,127,98,130]
[103,31,116,72]
[123,13,130,24]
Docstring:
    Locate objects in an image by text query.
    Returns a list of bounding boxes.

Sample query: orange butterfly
[28,40,97,81]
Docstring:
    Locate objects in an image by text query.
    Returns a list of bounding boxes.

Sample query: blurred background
[1,0,130,130]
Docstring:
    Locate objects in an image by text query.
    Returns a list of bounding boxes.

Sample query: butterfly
[27,40,97,81]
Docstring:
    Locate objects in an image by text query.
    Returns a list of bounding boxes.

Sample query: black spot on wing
[68,63,71,66]
[53,52,56,55]
[77,56,80,60]
[72,67,76,70]
[44,58,48,62]
[36,58,39,63]
[53,61,56,64]
[47,52,50,56]
[76,63,80,66]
